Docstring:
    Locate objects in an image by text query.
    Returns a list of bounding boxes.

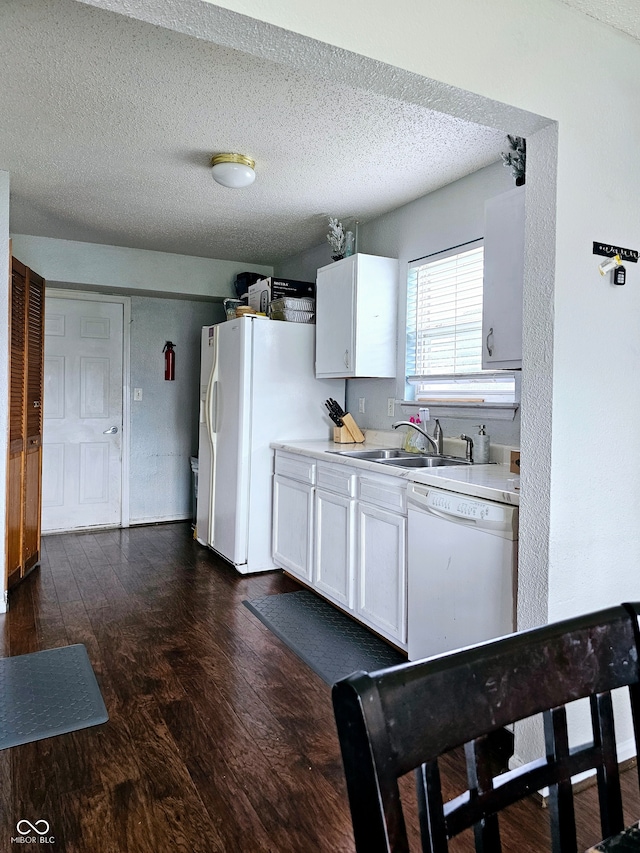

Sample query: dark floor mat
[0,644,109,750]
[243,589,405,685]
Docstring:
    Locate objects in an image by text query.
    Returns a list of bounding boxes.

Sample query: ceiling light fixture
[210,153,256,189]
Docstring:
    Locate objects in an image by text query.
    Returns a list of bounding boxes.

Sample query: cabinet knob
[486,327,494,357]
[344,350,350,369]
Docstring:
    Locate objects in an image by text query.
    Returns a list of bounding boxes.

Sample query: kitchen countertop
[270,439,520,506]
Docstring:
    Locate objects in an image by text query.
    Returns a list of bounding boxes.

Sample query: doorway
[42,290,130,532]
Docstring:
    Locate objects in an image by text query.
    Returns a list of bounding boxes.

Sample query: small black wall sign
[593,242,638,263]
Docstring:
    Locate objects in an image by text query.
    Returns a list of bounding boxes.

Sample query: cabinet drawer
[317,463,357,496]
[274,452,316,485]
[358,475,406,514]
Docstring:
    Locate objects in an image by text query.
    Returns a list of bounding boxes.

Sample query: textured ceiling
[1,0,508,265]
[557,0,640,41]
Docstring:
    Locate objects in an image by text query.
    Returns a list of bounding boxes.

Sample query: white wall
[129,296,223,523]
[10,235,272,300]
[276,160,520,444]
[0,172,9,610]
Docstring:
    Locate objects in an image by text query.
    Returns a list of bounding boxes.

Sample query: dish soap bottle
[411,414,427,452]
[475,425,490,464]
[403,416,425,453]
[403,417,417,452]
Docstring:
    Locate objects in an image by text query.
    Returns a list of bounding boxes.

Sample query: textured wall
[129,296,223,523]
[0,172,9,608]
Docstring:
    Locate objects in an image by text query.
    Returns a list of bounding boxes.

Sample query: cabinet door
[314,488,355,609]
[482,186,524,369]
[356,502,407,646]
[272,475,314,582]
[315,258,356,377]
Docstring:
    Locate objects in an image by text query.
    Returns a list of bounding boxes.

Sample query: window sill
[399,401,519,421]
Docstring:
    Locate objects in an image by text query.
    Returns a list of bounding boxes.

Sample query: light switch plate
[387,398,395,417]
[134,388,143,401]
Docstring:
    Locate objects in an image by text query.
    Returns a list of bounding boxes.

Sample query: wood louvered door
[23,269,44,572]
[6,259,27,587]
[5,257,45,590]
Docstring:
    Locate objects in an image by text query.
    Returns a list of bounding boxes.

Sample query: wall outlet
[358,397,366,413]
[134,388,143,401]
[387,398,395,417]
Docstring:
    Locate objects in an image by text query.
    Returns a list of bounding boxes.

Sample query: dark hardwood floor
[0,522,638,852]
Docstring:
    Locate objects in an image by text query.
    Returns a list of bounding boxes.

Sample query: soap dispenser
[474,425,490,464]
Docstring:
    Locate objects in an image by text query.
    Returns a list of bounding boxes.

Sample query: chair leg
[465,738,503,853]
[416,761,449,853]
[544,708,578,853]
[591,692,624,840]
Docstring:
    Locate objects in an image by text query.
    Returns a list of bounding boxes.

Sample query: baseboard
[43,523,120,535]
[128,514,192,526]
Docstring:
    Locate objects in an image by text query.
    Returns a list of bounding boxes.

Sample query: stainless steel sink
[377,455,472,468]
[328,448,415,460]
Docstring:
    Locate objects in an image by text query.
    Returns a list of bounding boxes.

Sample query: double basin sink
[328,447,472,468]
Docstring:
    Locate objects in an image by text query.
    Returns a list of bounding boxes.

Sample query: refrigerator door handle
[211,381,218,434]
[205,371,218,438]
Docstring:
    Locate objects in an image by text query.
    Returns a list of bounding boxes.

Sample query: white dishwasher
[407,481,518,661]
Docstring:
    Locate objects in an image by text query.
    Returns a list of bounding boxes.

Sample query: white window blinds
[406,244,484,377]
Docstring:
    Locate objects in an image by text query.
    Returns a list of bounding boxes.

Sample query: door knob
[103,426,119,434]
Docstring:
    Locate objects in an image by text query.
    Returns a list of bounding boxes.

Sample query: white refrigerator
[196,317,345,574]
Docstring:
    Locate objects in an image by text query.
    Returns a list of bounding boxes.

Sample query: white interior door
[42,296,125,532]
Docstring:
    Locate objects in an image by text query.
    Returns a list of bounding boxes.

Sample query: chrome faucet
[392,421,439,454]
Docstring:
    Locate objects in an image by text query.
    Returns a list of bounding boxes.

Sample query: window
[405,241,516,404]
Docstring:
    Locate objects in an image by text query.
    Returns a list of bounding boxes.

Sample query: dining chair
[332,602,640,853]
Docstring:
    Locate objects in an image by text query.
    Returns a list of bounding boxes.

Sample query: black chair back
[332,602,640,853]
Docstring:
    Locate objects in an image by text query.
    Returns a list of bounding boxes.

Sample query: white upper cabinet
[315,253,398,378]
[482,187,525,370]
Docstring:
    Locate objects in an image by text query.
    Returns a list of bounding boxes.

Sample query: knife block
[333,413,365,443]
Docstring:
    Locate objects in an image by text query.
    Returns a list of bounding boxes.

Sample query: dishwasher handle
[417,504,515,536]
[408,482,518,538]
[419,504,480,528]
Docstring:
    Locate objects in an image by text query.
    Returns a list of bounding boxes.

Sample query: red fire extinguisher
[163,341,176,381]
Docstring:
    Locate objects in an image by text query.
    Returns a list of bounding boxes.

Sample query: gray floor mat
[243,590,405,685]
[0,644,109,750]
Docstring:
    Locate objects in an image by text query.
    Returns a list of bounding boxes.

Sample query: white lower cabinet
[272,450,407,649]
[272,451,316,582]
[272,474,314,582]
[356,498,407,647]
[314,488,355,608]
